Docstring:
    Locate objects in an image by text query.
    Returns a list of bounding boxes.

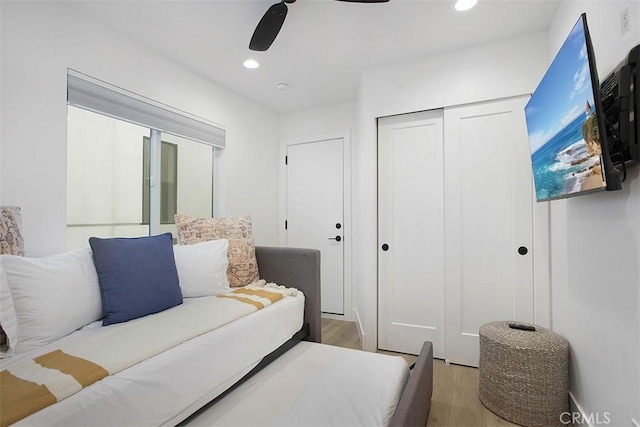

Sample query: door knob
[329,236,342,242]
[381,243,389,251]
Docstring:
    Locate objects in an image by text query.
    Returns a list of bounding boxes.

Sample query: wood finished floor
[321,318,518,427]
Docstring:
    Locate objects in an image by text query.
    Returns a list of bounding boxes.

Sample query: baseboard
[321,312,346,321]
[568,392,616,427]
[568,392,590,427]
[352,307,365,350]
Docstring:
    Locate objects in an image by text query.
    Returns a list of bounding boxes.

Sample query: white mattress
[183,342,410,427]
[4,293,304,427]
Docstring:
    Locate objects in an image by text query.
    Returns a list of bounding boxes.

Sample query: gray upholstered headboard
[254,246,321,343]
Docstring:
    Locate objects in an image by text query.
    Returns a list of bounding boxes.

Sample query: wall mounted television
[524,13,622,202]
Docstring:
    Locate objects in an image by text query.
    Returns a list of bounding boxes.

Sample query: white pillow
[0,248,103,353]
[173,239,230,298]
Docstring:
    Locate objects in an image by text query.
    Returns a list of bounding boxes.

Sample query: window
[143,138,178,225]
[66,70,223,250]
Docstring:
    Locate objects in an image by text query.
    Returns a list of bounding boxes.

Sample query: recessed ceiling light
[243,59,260,69]
[455,0,477,11]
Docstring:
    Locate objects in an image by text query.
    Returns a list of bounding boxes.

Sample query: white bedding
[3,292,304,427]
[183,342,410,427]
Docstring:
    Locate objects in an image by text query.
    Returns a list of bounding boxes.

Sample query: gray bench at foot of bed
[390,341,434,427]
[253,246,433,426]
[183,340,433,427]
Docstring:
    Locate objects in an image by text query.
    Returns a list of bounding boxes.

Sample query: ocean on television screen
[532,112,602,199]
[550,139,600,174]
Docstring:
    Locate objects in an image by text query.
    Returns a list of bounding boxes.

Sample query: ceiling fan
[249,0,389,51]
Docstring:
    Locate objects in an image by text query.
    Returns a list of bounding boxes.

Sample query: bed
[182,246,434,427]
[0,242,433,427]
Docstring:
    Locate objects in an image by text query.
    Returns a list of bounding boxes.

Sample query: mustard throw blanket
[0,281,296,426]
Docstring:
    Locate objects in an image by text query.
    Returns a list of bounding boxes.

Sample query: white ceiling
[71,0,560,115]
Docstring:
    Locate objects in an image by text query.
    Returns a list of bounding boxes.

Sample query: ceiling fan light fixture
[250,0,388,52]
[243,59,260,69]
[454,0,477,11]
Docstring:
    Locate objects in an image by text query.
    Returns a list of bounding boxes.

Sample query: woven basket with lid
[479,321,569,427]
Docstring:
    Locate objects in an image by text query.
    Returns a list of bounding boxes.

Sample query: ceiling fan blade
[249,2,288,51]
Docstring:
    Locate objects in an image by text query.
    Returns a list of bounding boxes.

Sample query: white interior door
[444,96,534,367]
[286,139,344,315]
[378,110,445,357]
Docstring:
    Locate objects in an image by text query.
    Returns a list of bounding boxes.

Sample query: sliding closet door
[444,96,534,367]
[378,110,445,358]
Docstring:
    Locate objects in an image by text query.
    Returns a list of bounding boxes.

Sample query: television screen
[524,14,611,202]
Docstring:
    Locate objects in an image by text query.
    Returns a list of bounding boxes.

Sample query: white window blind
[67,69,225,148]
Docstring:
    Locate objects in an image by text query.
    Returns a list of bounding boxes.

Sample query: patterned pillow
[0,206,25,257]
[175,214,259,287]
[0,206,24,349]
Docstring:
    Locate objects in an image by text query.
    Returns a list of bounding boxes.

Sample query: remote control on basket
[509,323,536,332]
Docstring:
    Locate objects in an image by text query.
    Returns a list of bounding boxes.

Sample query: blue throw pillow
[89,233,182,326]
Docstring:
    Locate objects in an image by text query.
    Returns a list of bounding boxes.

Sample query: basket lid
[480,321,569,351]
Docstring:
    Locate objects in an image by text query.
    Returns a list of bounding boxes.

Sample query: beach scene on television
[524,17,606,202]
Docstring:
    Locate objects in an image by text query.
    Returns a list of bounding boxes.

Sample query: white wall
[548,2,640,425]
[0,2,280,256]
[354,31,550,351]
[278,102,357,141]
